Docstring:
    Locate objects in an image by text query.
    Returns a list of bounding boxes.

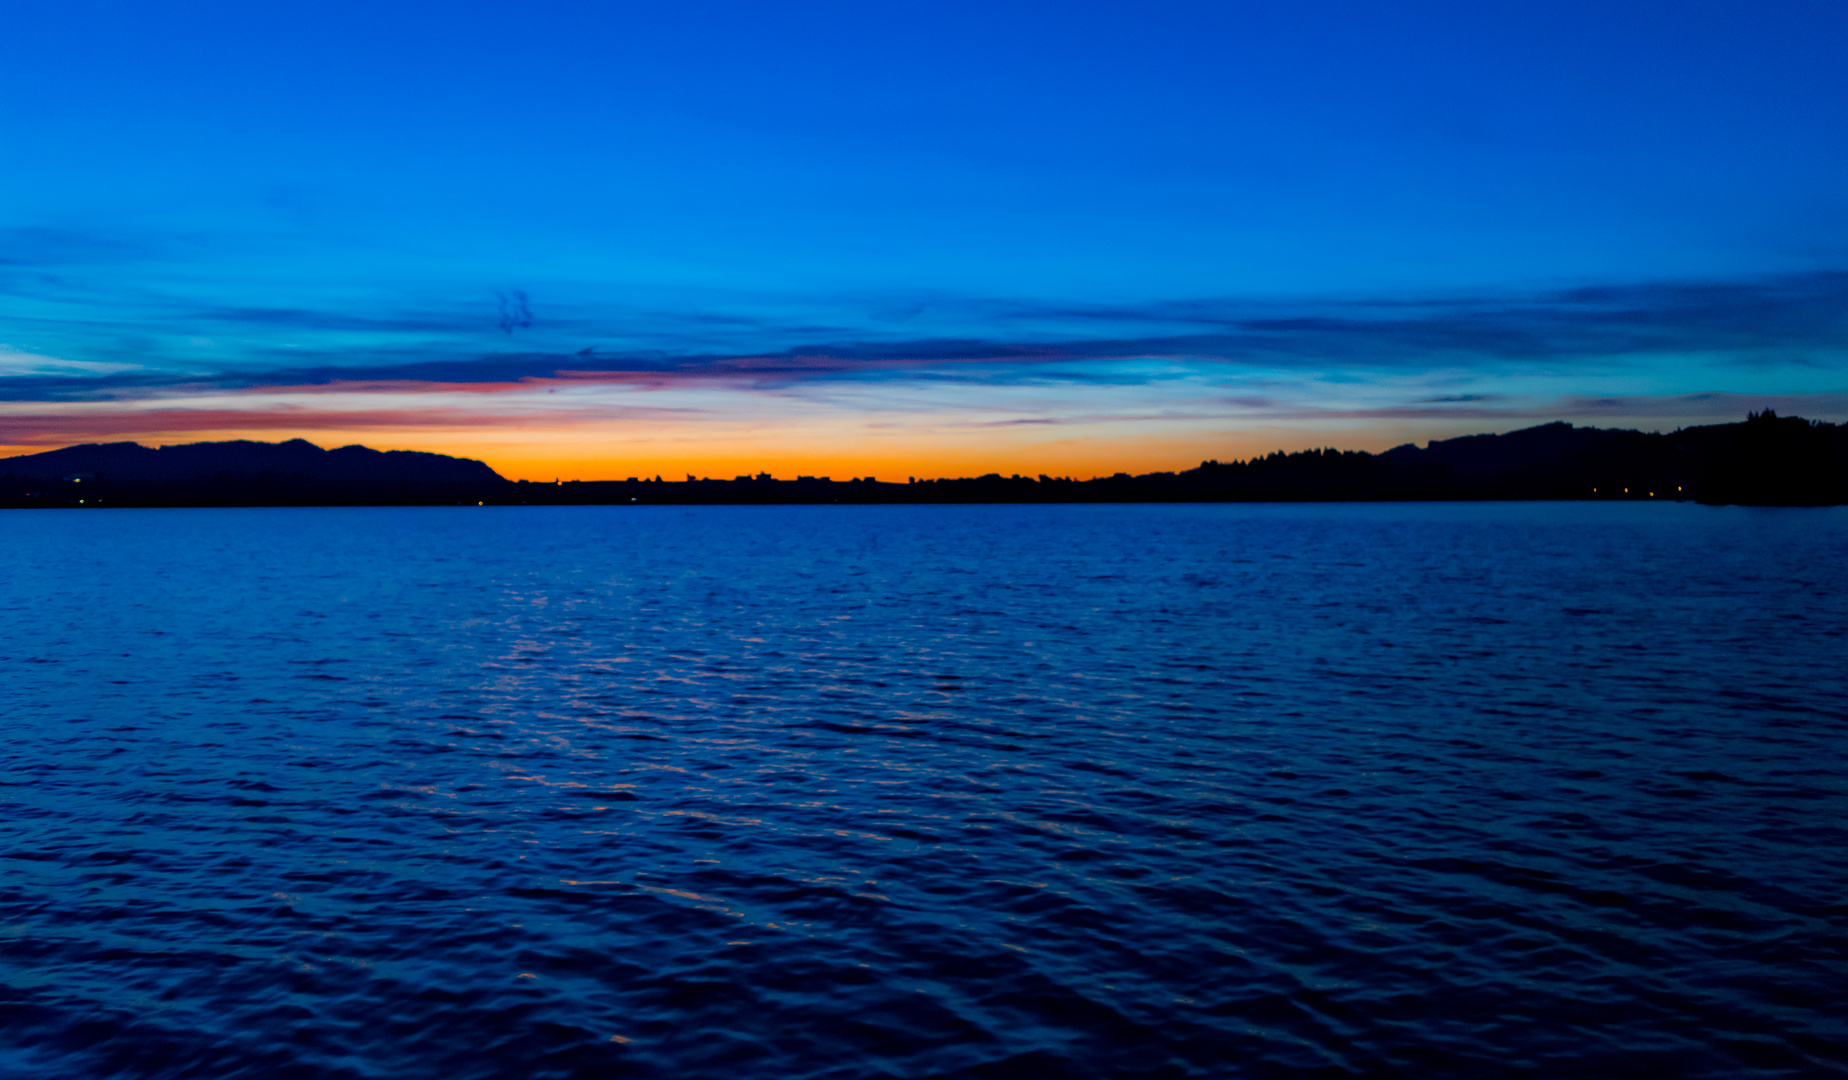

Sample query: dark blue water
[1,503,1844,1079]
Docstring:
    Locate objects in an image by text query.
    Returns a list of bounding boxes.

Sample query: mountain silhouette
[2,414,1843,507]
[0,439,504,506]
[0,438,502,485]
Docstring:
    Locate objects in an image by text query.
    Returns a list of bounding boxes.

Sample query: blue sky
[2,0,1844,477]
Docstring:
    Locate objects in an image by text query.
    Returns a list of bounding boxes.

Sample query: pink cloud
[0,403,700,446]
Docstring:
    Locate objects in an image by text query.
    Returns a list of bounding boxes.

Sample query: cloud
[1,264,1844,408]
[1205,390,1848,423]
[0,402,703,446]
[989,272,1848,364]
[497,290,534,335]
[0,226,160,268]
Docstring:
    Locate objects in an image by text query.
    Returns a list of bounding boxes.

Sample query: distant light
[477,501,483,506]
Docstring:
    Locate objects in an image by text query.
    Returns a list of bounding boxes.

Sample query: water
[1,503,1844,1079]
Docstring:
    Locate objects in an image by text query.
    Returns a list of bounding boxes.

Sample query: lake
[1,503,1844,1078]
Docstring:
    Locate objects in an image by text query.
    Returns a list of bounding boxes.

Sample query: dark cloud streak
[2,270,1844,402]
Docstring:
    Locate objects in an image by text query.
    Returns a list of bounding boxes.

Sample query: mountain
[1146,411,1844,504]
[0,438,503,485]
[1378,411,1845,504]
[1,414,1842,507]
[0,439,507,506]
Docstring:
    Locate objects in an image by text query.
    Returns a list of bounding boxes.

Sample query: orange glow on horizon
[4,393,1771,482]
[0,419,1455,482]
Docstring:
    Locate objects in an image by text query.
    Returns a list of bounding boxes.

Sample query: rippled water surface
[2,503,1845,1079]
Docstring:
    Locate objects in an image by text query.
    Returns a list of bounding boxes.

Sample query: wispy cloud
[0,402,704,446]
[0,226,169,270]
[4,227,1846,406]
[1205,391,1848,423]
[3,230,1845,470]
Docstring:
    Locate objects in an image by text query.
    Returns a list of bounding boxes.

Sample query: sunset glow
[2,1,1843,474]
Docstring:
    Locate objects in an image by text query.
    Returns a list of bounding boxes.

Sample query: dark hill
[0,439,506,506]
[0,413,1842,507]
[488,412,1844,507]
[0,438,502,485]
[1367,411,1845,504]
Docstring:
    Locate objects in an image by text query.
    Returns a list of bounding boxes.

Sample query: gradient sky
[3,0,1845,479]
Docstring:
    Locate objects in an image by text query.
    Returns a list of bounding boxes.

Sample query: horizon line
[1,410,1820,485]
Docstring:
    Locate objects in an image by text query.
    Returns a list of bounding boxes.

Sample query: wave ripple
[1,503,1845,1078]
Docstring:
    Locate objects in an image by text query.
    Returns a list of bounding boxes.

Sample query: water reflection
[0,503,1843,1078]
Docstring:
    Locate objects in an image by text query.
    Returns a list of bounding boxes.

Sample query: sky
[2,0,1845,480]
